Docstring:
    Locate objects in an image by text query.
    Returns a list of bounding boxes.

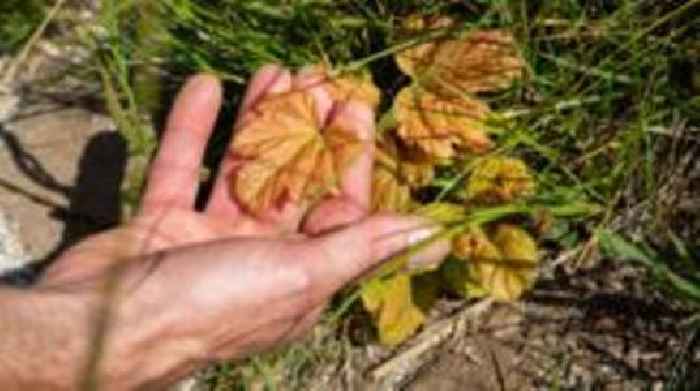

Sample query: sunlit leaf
[230,90,362,214]
[452,226,501,262]
[361,274,426,346]
[371,168,413,213]
[397,17,525,94]
[394,86,493,159]
[473,224,539,302]
[371,137,413,212]
[307,64,381,108]
[466,156,535,203]
[448,225,539,302]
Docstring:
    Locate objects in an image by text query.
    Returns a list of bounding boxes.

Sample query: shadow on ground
[0,124,127,284]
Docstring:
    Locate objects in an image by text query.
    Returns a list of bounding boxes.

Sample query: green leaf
[599,230,700,303]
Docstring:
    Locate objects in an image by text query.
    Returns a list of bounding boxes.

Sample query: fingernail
[407,226,450,272]
[407,226,440,247]
[185,74,220,100]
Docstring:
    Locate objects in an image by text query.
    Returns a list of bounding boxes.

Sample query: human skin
[0,66,449,390]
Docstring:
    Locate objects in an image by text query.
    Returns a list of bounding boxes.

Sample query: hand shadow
[0,129,127,285]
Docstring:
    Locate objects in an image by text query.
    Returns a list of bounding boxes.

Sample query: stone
[0,209,30,275]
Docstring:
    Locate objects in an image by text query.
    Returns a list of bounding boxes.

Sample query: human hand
[29,66,448,390]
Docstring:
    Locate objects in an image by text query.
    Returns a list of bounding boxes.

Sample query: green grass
[0,0,48,55]
[7,0,700,388]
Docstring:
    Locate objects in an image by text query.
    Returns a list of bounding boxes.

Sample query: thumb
[302,214,450,301]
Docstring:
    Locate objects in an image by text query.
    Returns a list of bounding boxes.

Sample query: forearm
[0,287,93,389]
[0,252,212,391]
[0,285,159,390]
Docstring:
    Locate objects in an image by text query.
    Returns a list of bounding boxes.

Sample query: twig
[370,298,494,382]
[0,0,67,89]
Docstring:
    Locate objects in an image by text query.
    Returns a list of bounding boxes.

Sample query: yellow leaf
[466,156,535,203]
[452,226,501,261]
[471,224,539,302]
[445,227,499,298]
[361,274,426,346]
[396,17,525,94]
[441,257,488,298]
[394,86,493,159]
[447,225,539,301]
[230,90,362,214]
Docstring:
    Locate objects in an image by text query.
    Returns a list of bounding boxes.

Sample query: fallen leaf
[466,156,535,203]
[230,90,362,214]
[394,86,493,159]
[361,274,426,346]
[397,17,525,94]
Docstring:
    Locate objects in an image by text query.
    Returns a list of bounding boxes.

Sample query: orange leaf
[399,160,435,188]
[307,64,381,109]
[397,18,525,94]
[394,87,493,159]
[230,90,362,214]
[371,138,412,213]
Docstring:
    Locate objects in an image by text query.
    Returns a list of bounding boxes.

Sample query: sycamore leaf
[361,274,426,346]
[466,156,535,203]
[230,90,362,214]
[396,17,525,94]
[471,224,539,302]
[394,87,493,159]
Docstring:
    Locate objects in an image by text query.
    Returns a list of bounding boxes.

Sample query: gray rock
[0,209,30,275]
[0,92,19,123]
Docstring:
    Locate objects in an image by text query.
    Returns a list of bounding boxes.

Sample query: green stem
[362,201,601,284]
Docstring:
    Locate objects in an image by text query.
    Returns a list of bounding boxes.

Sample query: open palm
[43,65,381,283]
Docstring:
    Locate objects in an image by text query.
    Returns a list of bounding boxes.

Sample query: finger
[239,64,293,119]
[141,74,222,212]
[206,65,292,218]
[302,215,450,301]
[303,99,376,235]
